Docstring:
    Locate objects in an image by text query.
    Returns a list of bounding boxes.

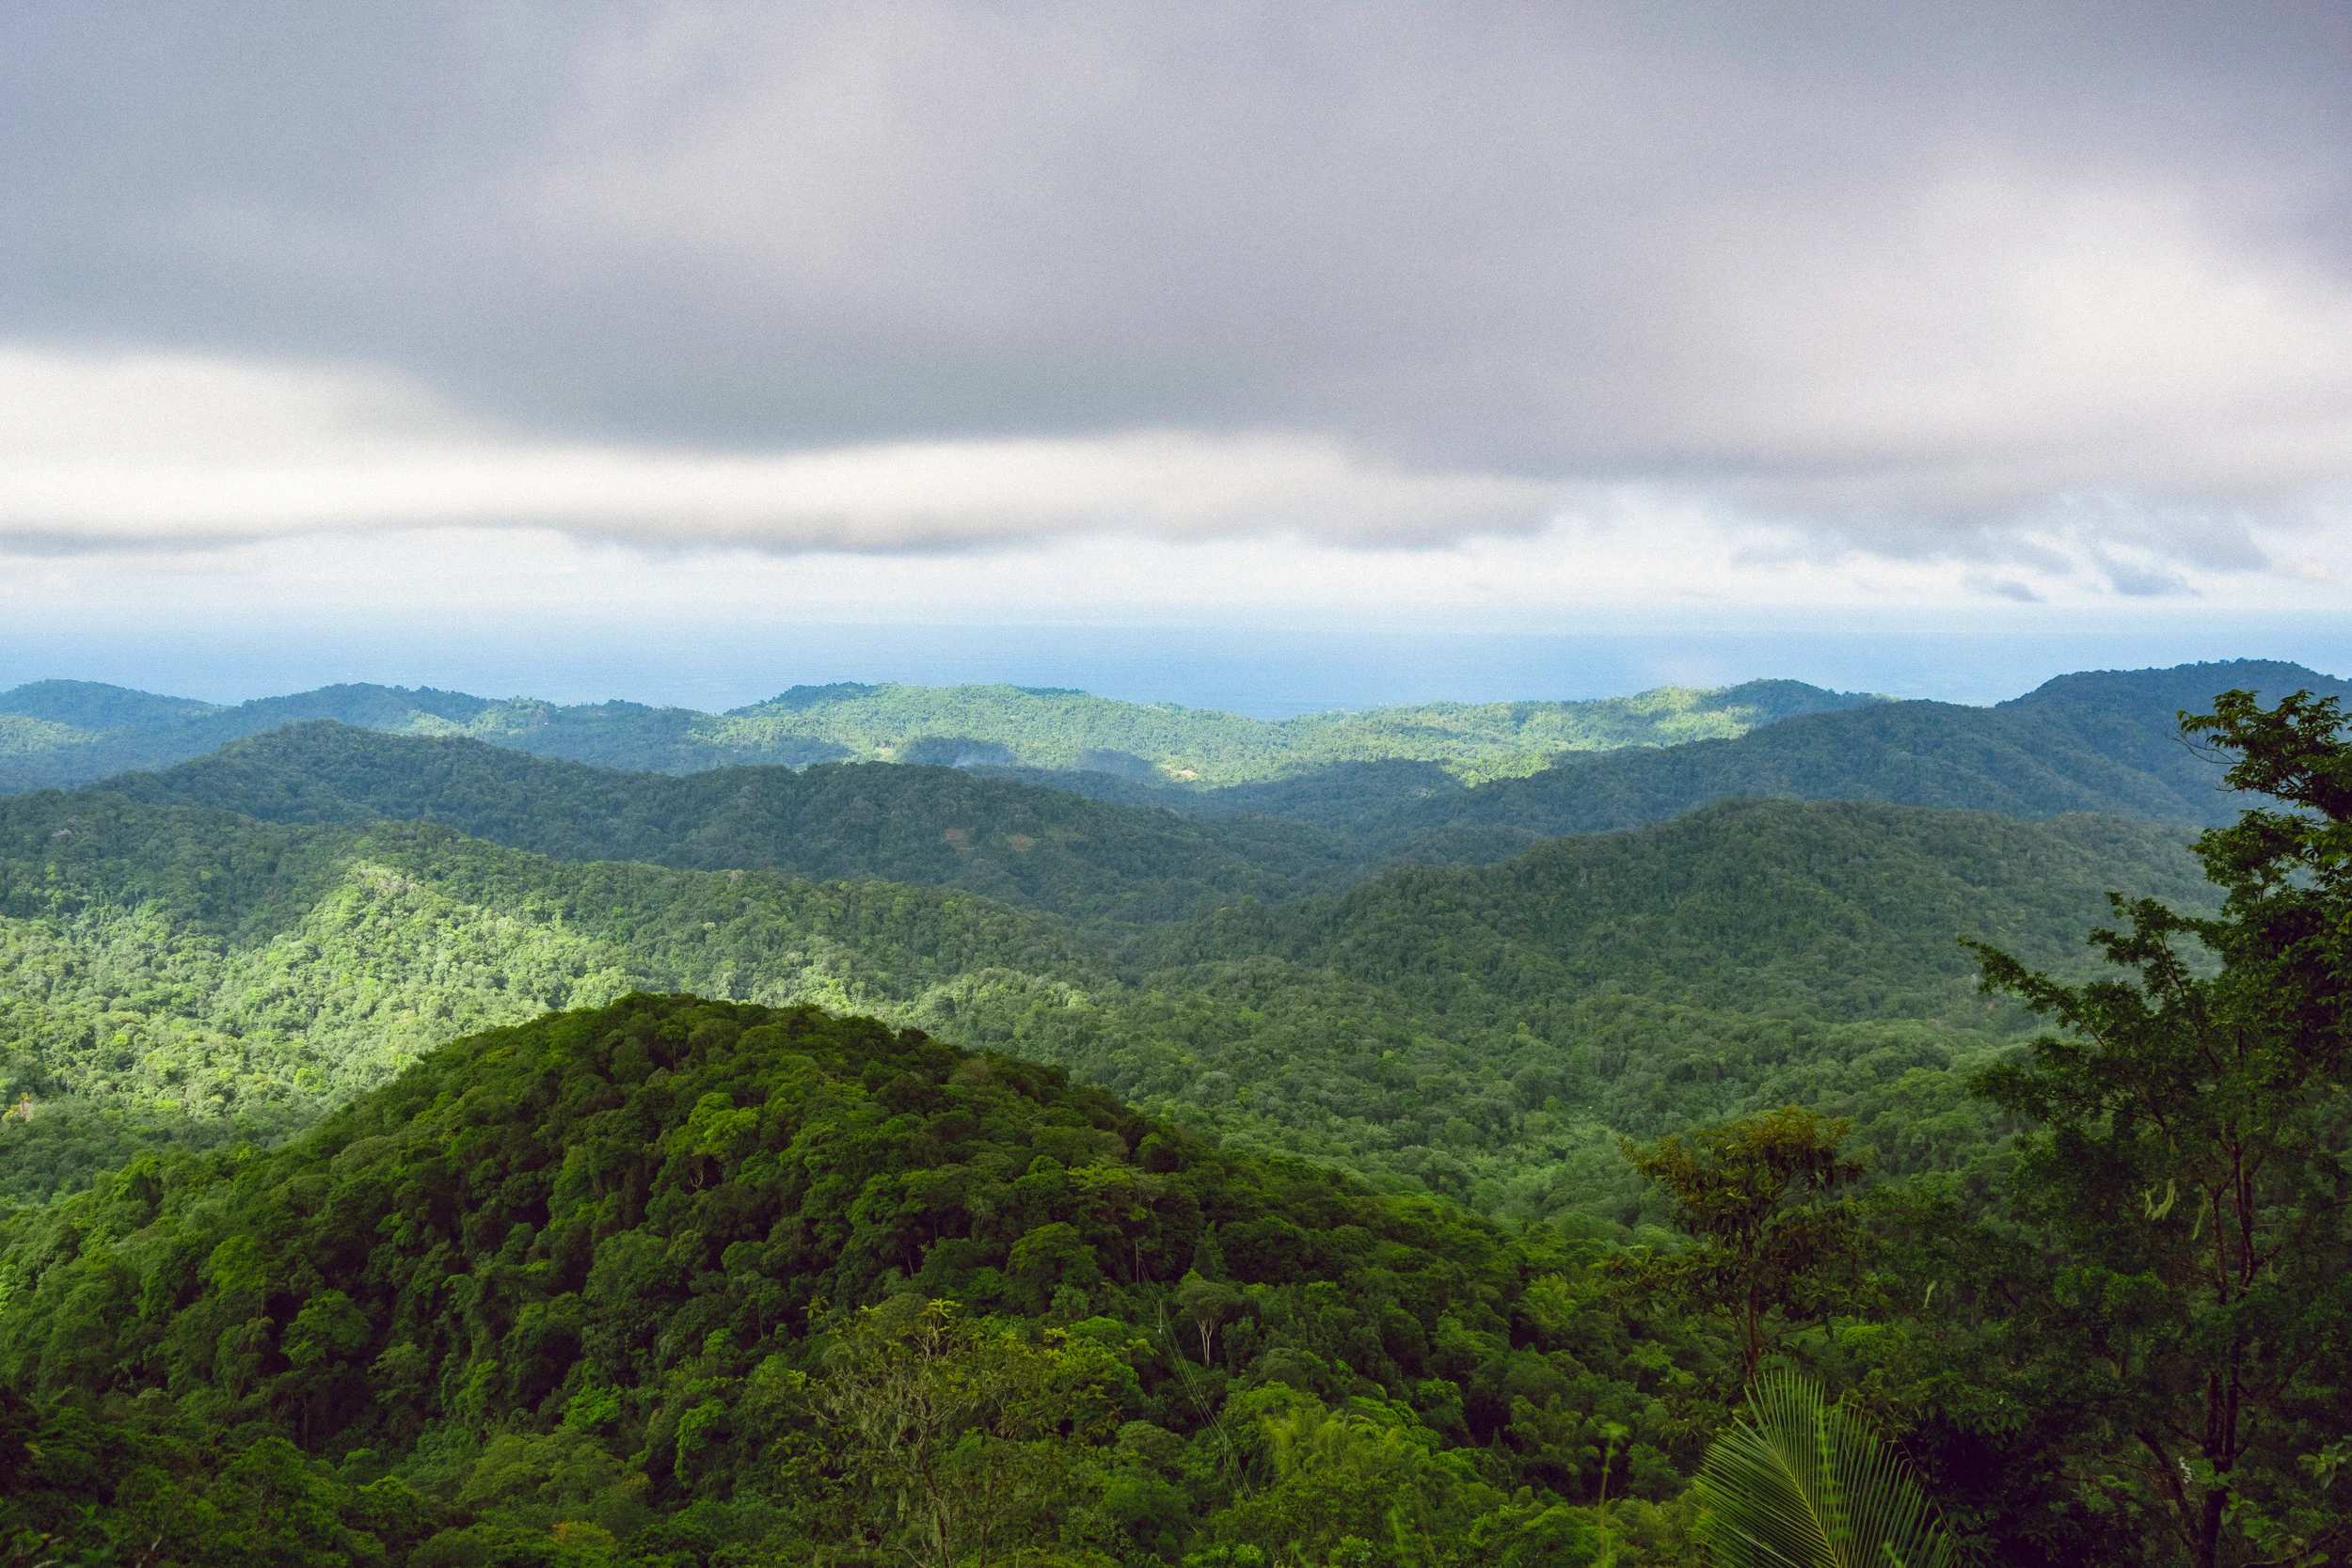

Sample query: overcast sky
[5,1,2350,647]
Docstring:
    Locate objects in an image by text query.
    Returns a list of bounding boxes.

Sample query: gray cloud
[3,1,2349,562]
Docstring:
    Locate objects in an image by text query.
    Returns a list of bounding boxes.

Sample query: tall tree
[1967,689,2352,1568]
[1619,1106,1868,1381]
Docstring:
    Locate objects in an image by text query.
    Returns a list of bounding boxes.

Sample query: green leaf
[1694,1372,1953,1568]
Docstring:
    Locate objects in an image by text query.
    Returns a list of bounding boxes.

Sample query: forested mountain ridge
[0,675,1877,792]
[1358,657,2352,853]
[0,993,1717,1567]
[1134,799,2211,1018]
[79,658,2330,915]
[718,675,1877,783]
[0,785,1107,1202]
[93,721,1363,930]
[0,769,2203,1220]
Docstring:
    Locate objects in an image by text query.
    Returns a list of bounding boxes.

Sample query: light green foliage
[0,714,97,765]
[708,678,1882,784]
[0,772,2207,1214]
[0,792,1099,1201]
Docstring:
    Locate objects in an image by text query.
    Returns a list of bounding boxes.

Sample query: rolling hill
[1357,658,2352,855]
[0,993,1695,1568]
[0,674,1877,791]
[91,721,1363,930]
[0,762,2204,1218]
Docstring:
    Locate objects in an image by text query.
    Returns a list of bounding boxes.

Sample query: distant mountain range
[10,659,2339,840]
[0,655,2337,1211]
[1013,658,2352,851]
[19,660,2337,915]
[98,721,1365,930]
[0,673,1878,792]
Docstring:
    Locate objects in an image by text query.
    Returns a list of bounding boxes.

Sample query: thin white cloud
[0,345,2337,609]
[0,349,1558,549]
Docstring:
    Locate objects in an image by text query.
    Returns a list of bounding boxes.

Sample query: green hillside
[1366,657,2352,852]
[0,769,2202,1217]
[0,993,1711,1567]
[715,676,1877,783]
[0,675,1876,792]
[97,722,1361,930]
[1014,800,2207,1220]
[0,786,1106,1205]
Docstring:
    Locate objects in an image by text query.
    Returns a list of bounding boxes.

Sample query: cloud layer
[3,2,2349,590]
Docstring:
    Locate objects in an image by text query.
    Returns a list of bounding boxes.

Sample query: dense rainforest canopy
[0,671,2343,1565]
[0,774,2204,1209]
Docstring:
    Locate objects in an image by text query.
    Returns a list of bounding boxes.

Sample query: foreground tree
[1967,689,2352,1568]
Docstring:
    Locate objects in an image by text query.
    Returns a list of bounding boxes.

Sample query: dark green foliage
[1615,1110,1867,1380]
[95,721,1363,929]
[1947,687,2352,1568]
[0,994,1710,1565]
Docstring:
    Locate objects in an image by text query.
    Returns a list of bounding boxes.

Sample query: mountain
[0,678,221,731]
[1361,658,2352,855]
[1033,798,2206,1220]
[0,674,1878,792]
[973,756,1476,831]
[0,993,1689,1568]
[715,675,1882,783]
[93,721,1362,929]
[1,761,2203,1217]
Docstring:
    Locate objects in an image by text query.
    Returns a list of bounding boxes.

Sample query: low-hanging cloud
[0,349,1561,550]
[2,2,2349,584]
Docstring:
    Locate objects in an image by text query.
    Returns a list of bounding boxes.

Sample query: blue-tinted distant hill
[0,675,1876,792]
[1349,658,2352,858]
[25,660,2345,852]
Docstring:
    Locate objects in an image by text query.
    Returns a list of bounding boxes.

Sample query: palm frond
[1694,1372,1954,1568]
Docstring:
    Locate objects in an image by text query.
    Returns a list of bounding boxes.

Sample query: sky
[4,3,2350,704]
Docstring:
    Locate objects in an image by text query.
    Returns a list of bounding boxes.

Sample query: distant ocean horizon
[7,612,2351,721]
